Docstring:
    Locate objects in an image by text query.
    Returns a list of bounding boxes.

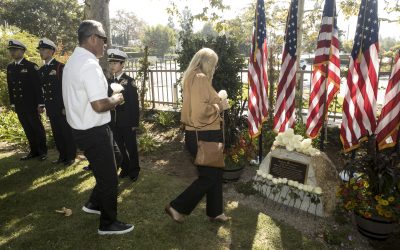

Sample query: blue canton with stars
[254,0,266,50]
[351,0,379,59]
[284,0,298,58]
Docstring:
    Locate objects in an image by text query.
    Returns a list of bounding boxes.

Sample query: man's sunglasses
[94,34,107,44]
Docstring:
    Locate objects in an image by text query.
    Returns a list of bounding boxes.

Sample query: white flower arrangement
[272,128,320,156]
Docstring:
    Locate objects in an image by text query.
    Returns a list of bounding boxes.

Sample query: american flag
[376,51,400,150]
[340,0,379,152]
[247,0,269,137]
[306,0,340,138]
[273,0,298,133]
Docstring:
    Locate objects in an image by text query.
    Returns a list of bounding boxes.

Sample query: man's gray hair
[78,20,104,45]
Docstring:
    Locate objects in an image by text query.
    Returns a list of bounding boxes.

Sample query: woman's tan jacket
[180,71,223,131]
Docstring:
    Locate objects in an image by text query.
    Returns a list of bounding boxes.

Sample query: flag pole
[258,128,263,163]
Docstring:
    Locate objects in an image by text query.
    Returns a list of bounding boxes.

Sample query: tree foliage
[141,25,176,56]
[1,0,83,51]
[110,10,146,46]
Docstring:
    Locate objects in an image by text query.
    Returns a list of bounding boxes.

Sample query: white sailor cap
[37,38,57,50]
[8,39,27,50]
[107,49,128,62]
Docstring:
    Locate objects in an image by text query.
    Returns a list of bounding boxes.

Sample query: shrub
[138,134,159,153]
[0,110,54,148]
[155,111,177,128]
[177,33,245,148]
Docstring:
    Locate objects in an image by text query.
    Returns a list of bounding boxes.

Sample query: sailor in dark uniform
[37,38,77,166]
[107,49,140,181]
[7,39,47,161]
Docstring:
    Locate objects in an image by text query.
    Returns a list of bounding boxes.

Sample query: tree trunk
[84,0,111,76]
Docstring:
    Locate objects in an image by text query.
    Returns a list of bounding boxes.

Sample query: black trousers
[72,124,118,227]
[170,129,223,217]
[17,112,47,156]
[49,115,76,161]
[114,127,140,177]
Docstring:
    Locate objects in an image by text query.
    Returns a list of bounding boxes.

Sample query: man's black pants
[114,127,140,178]
[49,115,76,161]
[72,124,118,227]
[17,112,47,156]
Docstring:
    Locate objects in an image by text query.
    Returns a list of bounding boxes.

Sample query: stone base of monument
[254,148,340,217]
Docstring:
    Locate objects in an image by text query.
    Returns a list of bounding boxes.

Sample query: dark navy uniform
[108,73,140,179]
[38,58,76,164]
[7,57,47,158]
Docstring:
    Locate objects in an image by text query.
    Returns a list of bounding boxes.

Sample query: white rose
[282,178,288,184]
[293,181,299,188]
[288,180,293,186]
[298,184,304,190]
[272,178,278,185]
[302,138,312,147]
[218,90,228,100]
[267,174,273,180]
[313,187,323,195]
[110,83,124,94]
[256,170,262,176]
[286,128,295,136]
[261,173,268,179]
[305,185,313,192]
[286,145,294,151]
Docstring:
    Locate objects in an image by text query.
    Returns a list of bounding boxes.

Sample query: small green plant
[234,181,258,196]
[138,134,159,153]
[156,111,177,128]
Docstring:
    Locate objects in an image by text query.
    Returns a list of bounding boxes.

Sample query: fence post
[150,70,156,109]
[173,83,178,109]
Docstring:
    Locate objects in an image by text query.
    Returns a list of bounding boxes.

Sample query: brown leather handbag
[194,114,225,168]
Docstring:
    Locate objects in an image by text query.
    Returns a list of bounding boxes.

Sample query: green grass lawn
[0,150,327,250]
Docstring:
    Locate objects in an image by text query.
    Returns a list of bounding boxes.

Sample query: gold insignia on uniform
[49,70,57,75]
[20,69,28,73]
[34,65,39,70]
[120,79,128,85]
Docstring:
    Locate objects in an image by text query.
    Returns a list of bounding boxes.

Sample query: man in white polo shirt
[62,20,133,235]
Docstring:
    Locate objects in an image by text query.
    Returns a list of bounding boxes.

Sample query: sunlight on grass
[252,213,282,249]
[72,176,95,194]
[1,168,21,179]
[0,224,34,247]
[0,191,15,200]
[28,165,80,191]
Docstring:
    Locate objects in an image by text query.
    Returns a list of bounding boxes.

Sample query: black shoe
[83,165,92,171]
[119,171,128,178]
[82,202,101,215]
[38,154,47,161]
[52,158,65,164]
[20,153,37,161]
[98,221,134,235]
[64,159,75,166]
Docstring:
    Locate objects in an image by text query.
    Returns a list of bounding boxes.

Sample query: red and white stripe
[273,50,297,133]
[248,37,269,137]
[340,44,379,151]
[306,16,340,138]
[376,52,400,150]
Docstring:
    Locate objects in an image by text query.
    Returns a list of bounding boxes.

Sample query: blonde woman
[165,48,230,223]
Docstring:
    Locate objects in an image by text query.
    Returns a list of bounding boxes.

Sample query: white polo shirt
[62,47,111,130]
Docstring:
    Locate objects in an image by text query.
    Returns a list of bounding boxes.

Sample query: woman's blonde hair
[182,48,218,85]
